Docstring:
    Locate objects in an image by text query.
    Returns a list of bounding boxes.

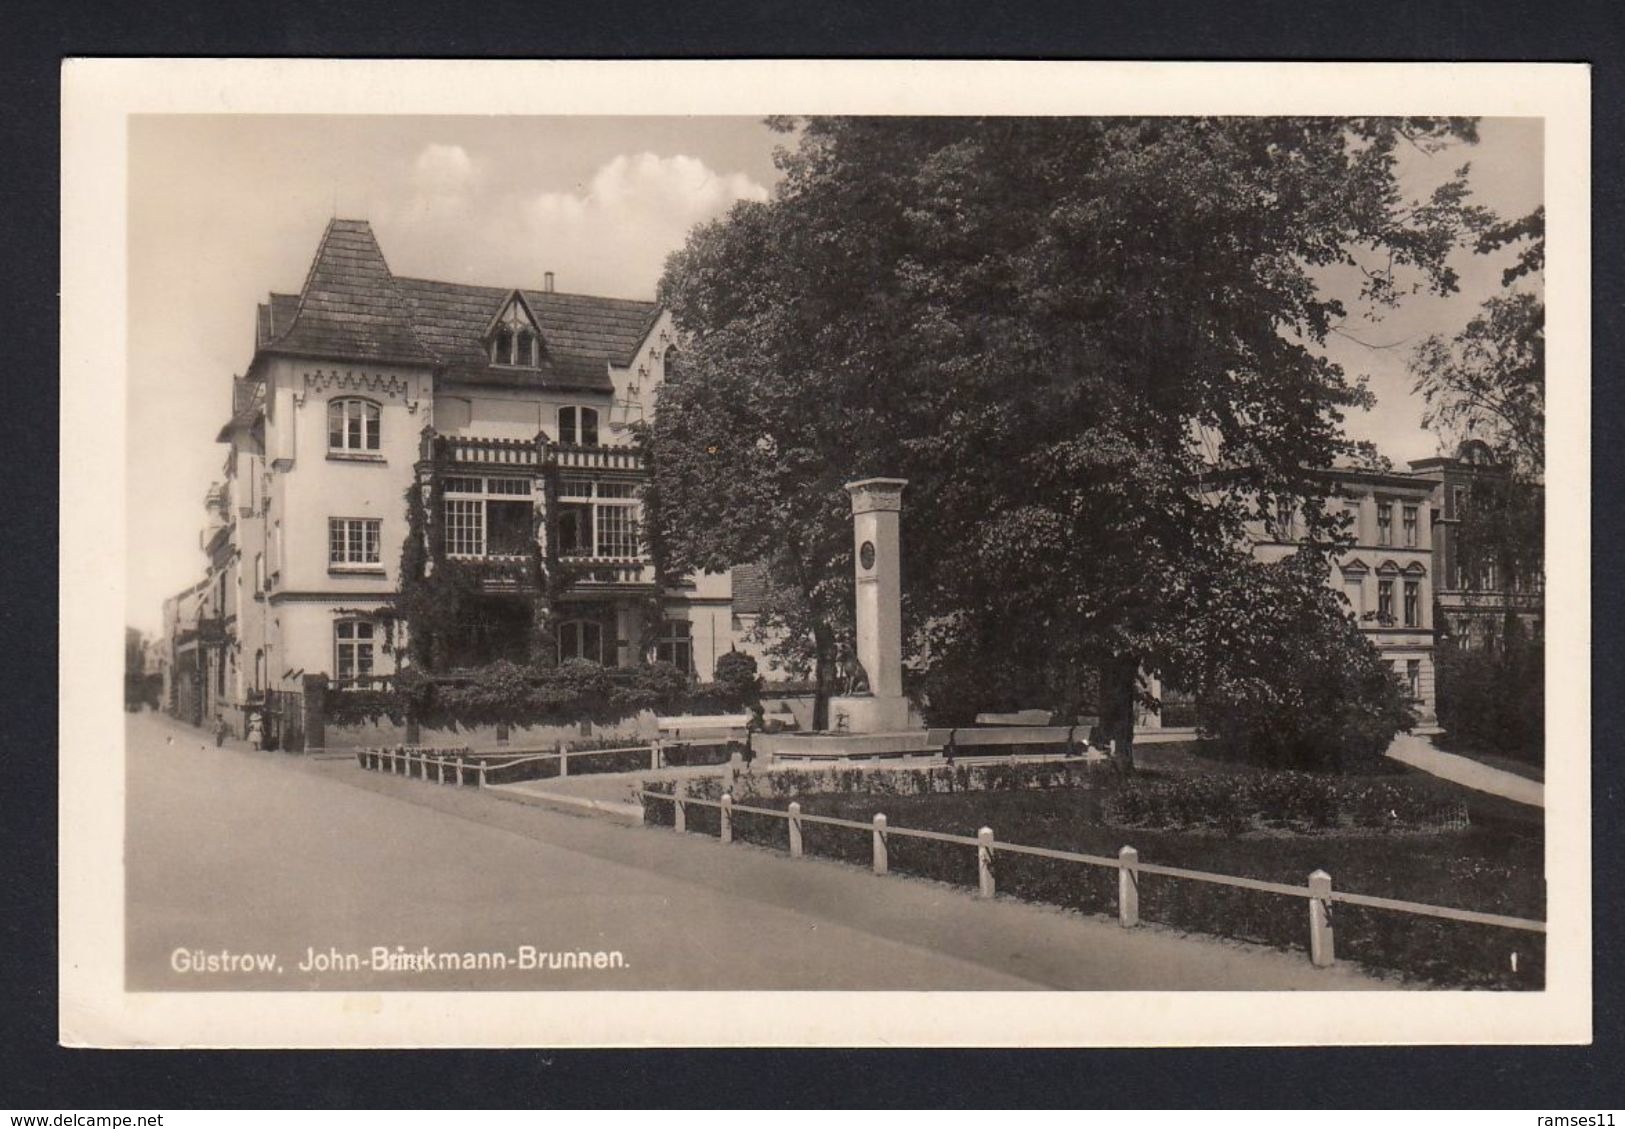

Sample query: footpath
[1384,733,1543,808]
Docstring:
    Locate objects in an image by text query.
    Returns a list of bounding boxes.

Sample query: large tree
[1411,206,1545,600]
[652,117,1479,763]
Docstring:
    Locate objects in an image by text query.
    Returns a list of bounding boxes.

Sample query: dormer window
[488,294,542,368]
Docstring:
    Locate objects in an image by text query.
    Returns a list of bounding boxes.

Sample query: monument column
[838,477,910,732]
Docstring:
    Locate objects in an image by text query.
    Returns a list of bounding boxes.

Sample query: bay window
[557,478,639,558]
[443,476,533,558]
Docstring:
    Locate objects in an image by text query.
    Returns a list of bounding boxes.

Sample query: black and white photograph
[60,59,1590,1048]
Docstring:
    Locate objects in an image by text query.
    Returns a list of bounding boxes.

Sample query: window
[1343,577,1364,615]
[1406,659,1421,700]
[327,399,381,453]
[254,552,265,592]
[335,620,375,679]
[654,619,692,674]
[442,476,533,558]
[1452,485,1469,519]
[557,406,600,447]
[1403,580,1420,627]
[1377,579,1394,622]
[1403,504,1418,547]
[1376,500,1393,545]
[489,297,541,367]
[556,477,639,558]
[328,517,382,567]
[1273,498,1294,540]
[557,619,604,664]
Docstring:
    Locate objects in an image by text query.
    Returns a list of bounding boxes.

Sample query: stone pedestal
[829,693,912,734]
[842,477,910,733]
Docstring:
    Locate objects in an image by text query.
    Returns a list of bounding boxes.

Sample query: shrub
[712,650,762,710]
[1173,553,1417,771]
[1435,624,1544,761]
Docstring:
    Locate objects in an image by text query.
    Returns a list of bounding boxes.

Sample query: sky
[125,115,1542,635]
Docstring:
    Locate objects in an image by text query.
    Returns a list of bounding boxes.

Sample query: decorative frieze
[302,368,421,412]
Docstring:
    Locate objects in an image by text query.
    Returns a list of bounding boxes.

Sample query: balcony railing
[423,429,646,474]
[553,443,645,473]
[436,434,542,468]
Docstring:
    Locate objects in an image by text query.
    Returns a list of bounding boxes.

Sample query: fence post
[456,757,464,787]
[478,759,488,789]
[977,827,995,899]
[674,797,686,834]
[559,741,569,778]
[1118,846,1140,928]
[437,758,446,785]
[651,739,661,772]
[788,802,803,858]
[873,813,889,876]
[1309,870,1335,967]
[720,793,733,844]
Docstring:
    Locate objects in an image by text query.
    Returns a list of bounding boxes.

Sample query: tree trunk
[812,621,837,731]
[1101,654,1139,773]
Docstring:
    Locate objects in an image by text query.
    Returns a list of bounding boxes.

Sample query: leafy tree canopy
[653,116,1480,761]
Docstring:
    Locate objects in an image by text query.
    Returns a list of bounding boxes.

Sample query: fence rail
[354,738,742,787]
[637,788,1545,971]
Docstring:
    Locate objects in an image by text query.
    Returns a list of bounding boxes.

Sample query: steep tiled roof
[263,219,435,365]
[257,293,301,348]
[258,219,661,394]
[394,277,659,393]
[730,563,774,616]
[217,377,265,442]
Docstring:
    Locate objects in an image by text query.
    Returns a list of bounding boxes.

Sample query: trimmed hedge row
[1102,772,1468,834]
[637,776,1541,988]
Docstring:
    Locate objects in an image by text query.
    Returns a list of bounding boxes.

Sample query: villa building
[170,218,758,743]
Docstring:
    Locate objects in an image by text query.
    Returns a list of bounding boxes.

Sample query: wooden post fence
[629,790,1544,972]
[1309,869,1335,967]
[1118,846,1140,928]
[977,827,995,899]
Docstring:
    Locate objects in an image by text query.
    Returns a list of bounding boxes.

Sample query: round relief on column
[859,540,876,570]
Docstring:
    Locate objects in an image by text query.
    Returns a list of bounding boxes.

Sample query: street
[125,711,1389,991]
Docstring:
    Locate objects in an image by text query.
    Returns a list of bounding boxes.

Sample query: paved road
[126,712,1388,992]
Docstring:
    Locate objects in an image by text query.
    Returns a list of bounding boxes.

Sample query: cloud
[378,150,769,297]
[518,153,769,293]
[413,143,478,196]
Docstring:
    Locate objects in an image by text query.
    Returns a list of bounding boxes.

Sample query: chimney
[543,271,555,293]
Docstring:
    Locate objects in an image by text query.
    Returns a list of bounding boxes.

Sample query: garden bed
[640,770,1544,989]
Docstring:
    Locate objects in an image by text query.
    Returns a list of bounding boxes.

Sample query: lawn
[647,752,1545,989]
